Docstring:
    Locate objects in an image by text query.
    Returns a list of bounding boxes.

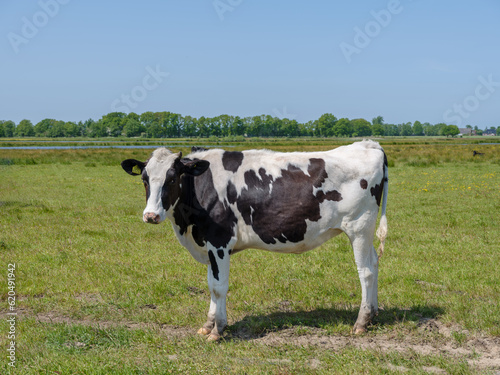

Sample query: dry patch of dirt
[4,310,500,372]
[2,308,194,339]
[245,318,500,372]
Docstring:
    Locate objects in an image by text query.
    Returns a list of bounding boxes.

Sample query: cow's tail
[376,153,388,261]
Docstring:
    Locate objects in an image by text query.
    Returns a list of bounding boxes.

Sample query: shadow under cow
[226,304,445,340]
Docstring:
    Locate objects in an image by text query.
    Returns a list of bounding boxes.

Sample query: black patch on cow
[226,181,238,204]
[383,152,389,182]
[141,169,151,202]
[159,166,183,212]
[208,250,219,281]
[172,168,237,249]
[371,151,388,206]
[228,249,232,255]
[370,183,383,206]
[360,179,368,190]
[316,189,343,203]
[222,151,244,173]
[236,158,341,245]
[217,249,225,259]
[371,154,387,207]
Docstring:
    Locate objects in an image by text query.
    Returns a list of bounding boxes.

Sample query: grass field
[1,138,499,374]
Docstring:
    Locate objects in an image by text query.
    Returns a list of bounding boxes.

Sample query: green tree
[372,123,384,136]
[434,123,447,136]
[123,118,145,137]
[87,120,108,137]
[64,122,80,137]
[140,112,161,137]
[127,112,140,122]
[248,115,265,137]
[81,119,96,137]
[183,116,198,137]
[48,121,66,137]
[231,116,246,136]
[423,122,436,136]
[167,112,181,137]
[2,121,16,137]
[206,116,221,137]
[372,116,384,126]
[34,119,53,137]
[412,121,423,136]
[280,118,300,137]
[317,113,337,137]
[101,112,127,137]
[15,119,35,137]
[218,114,233,137]
[399,122,412,136]
[153,112,181,138]
[331,118,353,137]
[0,121,5,137]
[442,125,460,137]
[197,116,210,138]
[382,124,399,136]
[351,118,372,137]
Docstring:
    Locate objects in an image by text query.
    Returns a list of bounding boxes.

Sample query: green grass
[0,138,499,373]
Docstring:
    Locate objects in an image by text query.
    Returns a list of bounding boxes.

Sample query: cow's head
[121,148,210,224]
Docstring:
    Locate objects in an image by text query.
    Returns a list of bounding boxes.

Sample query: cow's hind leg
[197,248,230,341]
[348,232,379,334]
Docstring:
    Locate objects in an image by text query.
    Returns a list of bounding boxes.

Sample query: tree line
[0,112,498,138]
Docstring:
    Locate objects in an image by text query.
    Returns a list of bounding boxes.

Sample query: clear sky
[1,0,499,128]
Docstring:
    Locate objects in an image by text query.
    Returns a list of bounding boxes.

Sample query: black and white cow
[121,140,388,340]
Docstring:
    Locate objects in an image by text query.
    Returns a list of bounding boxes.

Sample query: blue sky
[1,0,499,128]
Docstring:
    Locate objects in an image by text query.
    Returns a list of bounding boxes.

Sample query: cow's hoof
[353,323,367,335]
[197,327,211,336]
[207,333,220,342]
[354,327,367,335]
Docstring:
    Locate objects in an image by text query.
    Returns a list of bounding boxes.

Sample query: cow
[121,140,388,340]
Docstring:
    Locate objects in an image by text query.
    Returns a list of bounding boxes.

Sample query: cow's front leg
[197,248,230,341]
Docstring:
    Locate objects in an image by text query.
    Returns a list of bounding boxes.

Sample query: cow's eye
[167,177,176,185]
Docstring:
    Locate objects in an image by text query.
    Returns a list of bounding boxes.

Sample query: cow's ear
[121,159,146,176]
[181,159,210,176]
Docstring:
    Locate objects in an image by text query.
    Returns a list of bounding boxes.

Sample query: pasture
[1,138,499,374]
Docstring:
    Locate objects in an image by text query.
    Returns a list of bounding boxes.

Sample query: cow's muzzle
[143,212,161,224]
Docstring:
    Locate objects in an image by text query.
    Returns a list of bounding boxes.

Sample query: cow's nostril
[144,213,160,224]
